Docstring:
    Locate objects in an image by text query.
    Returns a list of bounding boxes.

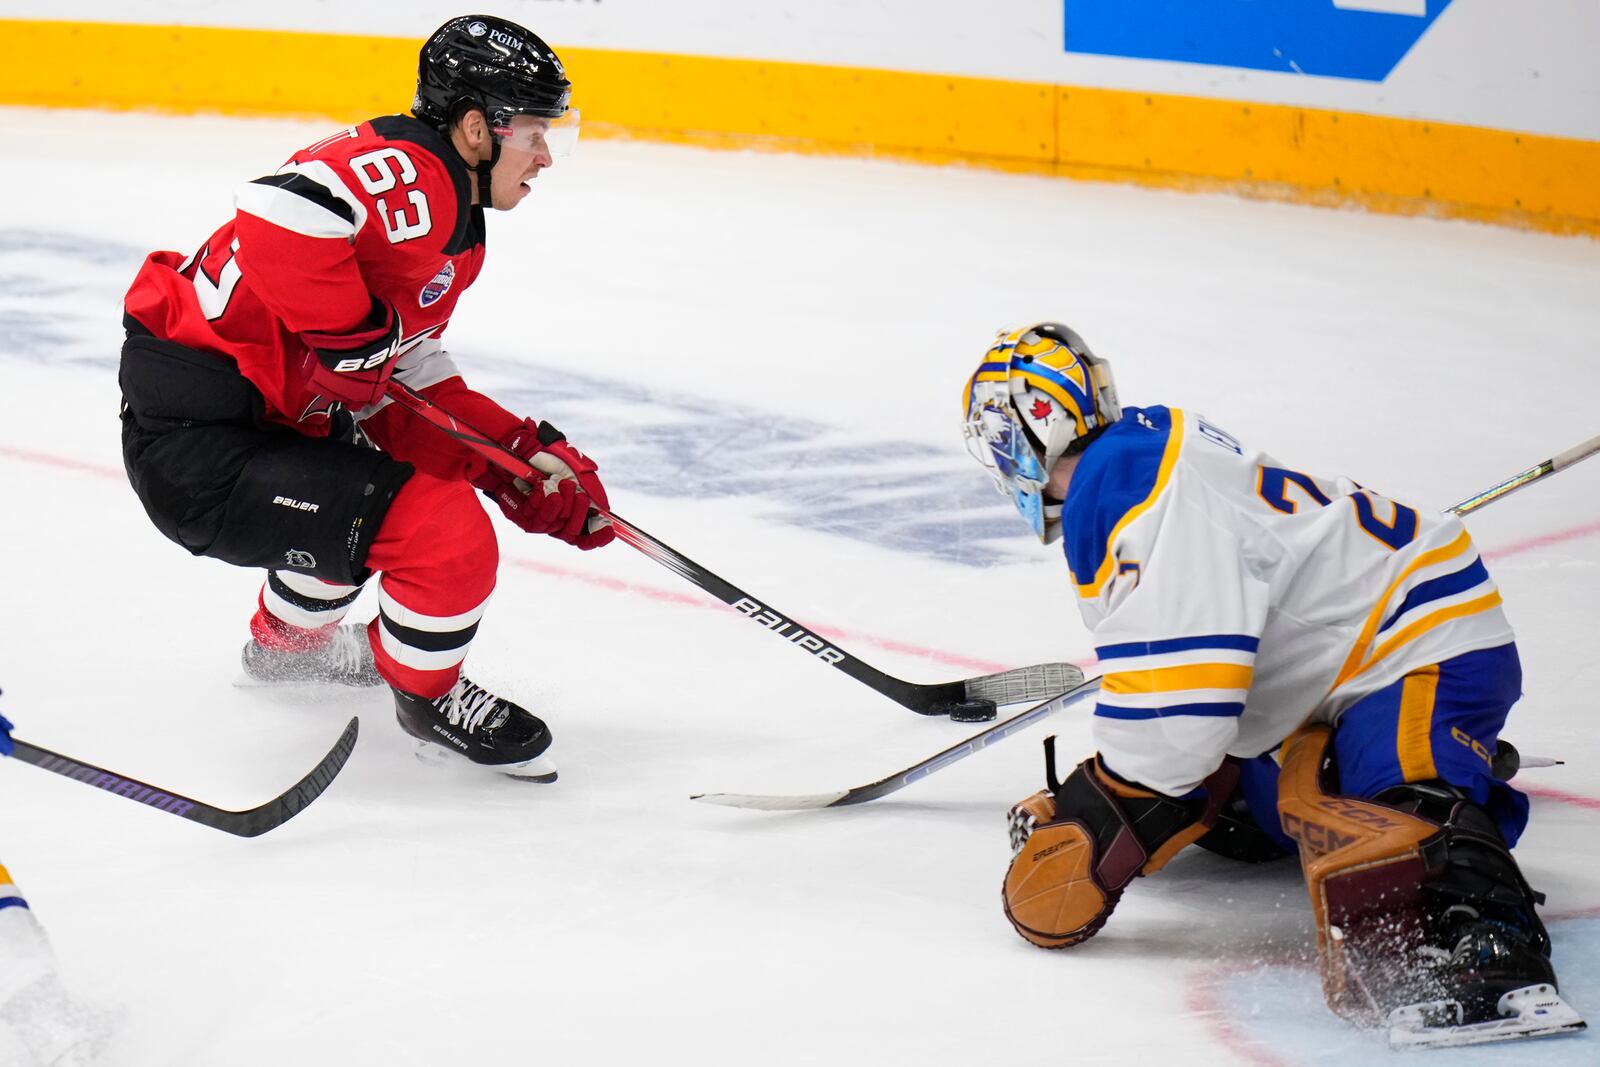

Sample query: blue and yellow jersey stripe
[1103,662,1254,694]
[1332,529,1501,691]
[0,864,27,913]
[1094,632,1258,722]
[1062,406,1186,598]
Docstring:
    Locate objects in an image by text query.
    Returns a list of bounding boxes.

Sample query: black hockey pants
[118,326,413,587]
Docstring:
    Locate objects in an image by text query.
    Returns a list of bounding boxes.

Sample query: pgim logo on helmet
[489,28,525,51]
[419,261,455,307]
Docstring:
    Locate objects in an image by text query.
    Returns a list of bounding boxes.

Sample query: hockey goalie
[962,322,1585,1050]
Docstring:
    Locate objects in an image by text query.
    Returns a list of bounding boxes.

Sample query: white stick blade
[965,663,1085,706]
[690,790,850,811]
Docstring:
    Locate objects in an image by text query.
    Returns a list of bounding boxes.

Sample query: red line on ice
[1185,963,1300,1067]
[0,444,125,480]
[1523,784,1600,811]
[8,442,1597,677]
[1481,519,1600,561]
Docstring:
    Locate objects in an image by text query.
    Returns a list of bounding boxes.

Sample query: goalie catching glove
[472,418,615,550]
[1003,740,1239,949]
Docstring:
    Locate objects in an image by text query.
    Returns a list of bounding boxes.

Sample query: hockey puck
[948,698,997,723]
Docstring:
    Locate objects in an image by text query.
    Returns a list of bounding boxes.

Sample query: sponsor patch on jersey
[419,262,455,308]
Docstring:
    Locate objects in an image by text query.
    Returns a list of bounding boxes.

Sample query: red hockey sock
[249,589,338,652]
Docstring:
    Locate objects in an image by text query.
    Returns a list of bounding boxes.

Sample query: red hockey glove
[299,297,401,406]
[473,419,616,550]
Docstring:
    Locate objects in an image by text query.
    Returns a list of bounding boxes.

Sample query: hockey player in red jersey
[119,16,609,781]
[962,324,1583,1049]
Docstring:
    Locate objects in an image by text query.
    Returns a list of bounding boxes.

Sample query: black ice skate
[239,625,382,687]
[1388,909,1585,1049]
[393,676,556,782]
[1372,780,1588,1050]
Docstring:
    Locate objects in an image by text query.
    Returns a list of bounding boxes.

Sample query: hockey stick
[1447,432,1600,516]
[8,717,358,838]
[693,434,1600,809]
[383,378,1084,719]
[693,679,1102,810]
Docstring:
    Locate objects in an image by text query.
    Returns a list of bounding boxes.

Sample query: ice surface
[0,107,1597,1065]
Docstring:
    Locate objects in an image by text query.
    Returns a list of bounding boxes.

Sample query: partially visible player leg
[240,571,380,687]
[1281,653,1584,1049]
[1192,752,1296,863]
[0,864,116,1064]
[361,474,555,780]
[121,359,410,691]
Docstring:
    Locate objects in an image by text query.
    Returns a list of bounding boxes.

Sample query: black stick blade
[11,717,359,838]
[196,716,360,837]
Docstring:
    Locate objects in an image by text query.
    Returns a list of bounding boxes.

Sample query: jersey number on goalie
[1256,464,1419,550]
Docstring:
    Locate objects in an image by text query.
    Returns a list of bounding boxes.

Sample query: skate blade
[411,741,558,783]
[232,673,383,690]
[1388,984,1586,1050]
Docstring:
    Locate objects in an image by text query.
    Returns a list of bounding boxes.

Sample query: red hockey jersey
[124,115,522,480]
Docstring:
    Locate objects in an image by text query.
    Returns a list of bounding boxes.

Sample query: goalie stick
[9,717,358,838]
[383,378,1083,718]
[694,432,1599,810]
[693,679,1102,810]
[1447,432,1600,517]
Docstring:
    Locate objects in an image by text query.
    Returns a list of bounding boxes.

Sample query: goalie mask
[962,323,1121,543]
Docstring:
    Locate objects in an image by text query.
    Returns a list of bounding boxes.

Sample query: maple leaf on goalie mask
[1030,398,1053,421]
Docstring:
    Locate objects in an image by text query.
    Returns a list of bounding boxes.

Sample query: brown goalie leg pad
[1002,756,1240,950]
[1277,725,1446,1022]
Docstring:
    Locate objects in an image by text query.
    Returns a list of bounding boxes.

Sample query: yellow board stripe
[1397,664,1442,781]
[0,20,1595,237]
[1103,663,1253,695]
[1332,530,1474,690]
[1078,408,1186,598]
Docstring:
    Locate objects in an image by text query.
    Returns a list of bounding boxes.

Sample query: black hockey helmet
[413,15,571,128]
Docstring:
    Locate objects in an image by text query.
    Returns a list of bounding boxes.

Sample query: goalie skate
[1387,983,1586,1051]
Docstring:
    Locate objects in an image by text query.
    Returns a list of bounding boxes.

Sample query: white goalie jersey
[1063,406,1513,797]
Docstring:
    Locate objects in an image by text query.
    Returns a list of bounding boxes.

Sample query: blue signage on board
[1063,1,1454,82]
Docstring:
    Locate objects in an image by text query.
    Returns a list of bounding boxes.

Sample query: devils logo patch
[419,262,455,308]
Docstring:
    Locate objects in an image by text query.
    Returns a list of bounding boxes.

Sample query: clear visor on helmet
[965,403,1046,490]
[964,402,1052,539]
[493,109,580,158]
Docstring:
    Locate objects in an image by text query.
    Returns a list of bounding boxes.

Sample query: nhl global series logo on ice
[419,262,455,307]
